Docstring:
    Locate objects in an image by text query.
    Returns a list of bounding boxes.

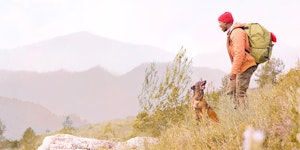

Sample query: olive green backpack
[242,23,274,64]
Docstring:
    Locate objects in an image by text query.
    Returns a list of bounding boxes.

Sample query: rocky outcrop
[37,134,158,150]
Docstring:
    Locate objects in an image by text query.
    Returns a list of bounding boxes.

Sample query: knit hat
[218,12,234,23]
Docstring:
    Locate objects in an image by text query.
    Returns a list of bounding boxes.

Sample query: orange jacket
[226,23,257,76]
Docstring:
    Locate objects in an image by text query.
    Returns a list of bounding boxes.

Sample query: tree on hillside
[0,119,5,141]
[133,48,193,137]
[220,74,230,93]
[104,122,115,139]
[255,57,285,87]
[60,115,74,134]
[295,57,300,69]
[63,115,74,129]
[0,120,21,149]
[20,127,37,150]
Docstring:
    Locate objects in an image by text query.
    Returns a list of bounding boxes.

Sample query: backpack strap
[227,27,251,53]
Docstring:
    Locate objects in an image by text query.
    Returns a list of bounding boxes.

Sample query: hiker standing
[218,12,258,110]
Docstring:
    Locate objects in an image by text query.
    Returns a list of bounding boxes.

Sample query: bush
[133,48,192,137]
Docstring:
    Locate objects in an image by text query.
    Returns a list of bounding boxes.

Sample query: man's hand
[230,73,236,80]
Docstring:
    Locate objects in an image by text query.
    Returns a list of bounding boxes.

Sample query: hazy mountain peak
[0,32,174,74]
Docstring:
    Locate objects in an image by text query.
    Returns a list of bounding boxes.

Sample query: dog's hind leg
[207,108,219,122]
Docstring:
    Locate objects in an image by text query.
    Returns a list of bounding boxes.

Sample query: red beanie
[218,12,234,23]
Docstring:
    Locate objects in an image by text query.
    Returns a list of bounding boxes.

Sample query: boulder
[37,134,158,150]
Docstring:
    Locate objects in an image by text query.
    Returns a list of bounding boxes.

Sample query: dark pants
[226,65,258,109]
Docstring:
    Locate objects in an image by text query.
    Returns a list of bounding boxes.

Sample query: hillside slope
[0,97,87,140]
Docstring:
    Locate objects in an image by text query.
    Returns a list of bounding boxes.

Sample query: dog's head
[191,80,206,101]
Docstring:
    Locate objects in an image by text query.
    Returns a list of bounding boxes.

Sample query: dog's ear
[191,85,195,90]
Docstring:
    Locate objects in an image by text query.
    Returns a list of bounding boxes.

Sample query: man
[218,12,257,110]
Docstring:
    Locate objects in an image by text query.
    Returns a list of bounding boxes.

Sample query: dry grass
[150,70,300,150]
[32,83,296,150]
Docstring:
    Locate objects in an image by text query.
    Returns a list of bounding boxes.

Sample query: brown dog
[191,80,219,122]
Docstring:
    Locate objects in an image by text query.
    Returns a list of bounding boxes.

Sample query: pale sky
[1,0,299,58]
